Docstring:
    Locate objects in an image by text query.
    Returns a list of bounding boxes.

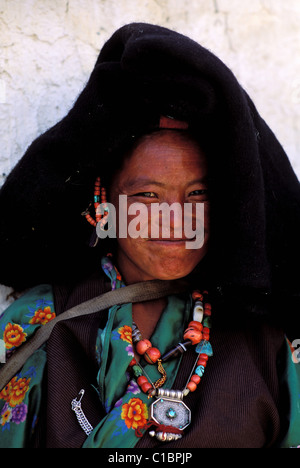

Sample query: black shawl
[0,23,299,335]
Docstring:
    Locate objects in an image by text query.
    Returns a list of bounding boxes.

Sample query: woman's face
[110,130,210,284]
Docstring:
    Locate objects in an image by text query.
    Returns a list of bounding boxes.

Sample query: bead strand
[128,358,154,394]
[83,176,108,227]
[130,291,212,396]
[185,294,212,393]
[94,176,101,218]
[160,293,207,362]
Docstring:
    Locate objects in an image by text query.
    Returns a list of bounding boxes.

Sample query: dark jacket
[31,271,288,448]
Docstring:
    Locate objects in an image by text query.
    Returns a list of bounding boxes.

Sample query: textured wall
[0,0,299,309]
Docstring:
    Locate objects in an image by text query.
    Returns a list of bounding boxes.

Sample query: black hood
[0,23,299,332]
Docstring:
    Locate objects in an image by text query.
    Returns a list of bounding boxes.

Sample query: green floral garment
[0,285,55,447]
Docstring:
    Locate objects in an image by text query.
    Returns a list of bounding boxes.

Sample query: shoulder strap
[0,279,187,392]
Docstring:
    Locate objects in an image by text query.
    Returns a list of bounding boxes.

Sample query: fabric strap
[0,279,187,392]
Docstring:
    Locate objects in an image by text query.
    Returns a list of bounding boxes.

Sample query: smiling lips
[148,238,194,246]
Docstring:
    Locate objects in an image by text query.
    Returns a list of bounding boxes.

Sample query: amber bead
[136,339,152,355]
[144,347,161,364]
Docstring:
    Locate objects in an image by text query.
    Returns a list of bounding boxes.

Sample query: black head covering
[0,23,299,333]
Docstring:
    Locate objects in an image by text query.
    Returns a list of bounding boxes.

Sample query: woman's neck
[132,297,167,341]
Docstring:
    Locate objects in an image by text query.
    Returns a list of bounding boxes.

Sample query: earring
[82,176,109,228]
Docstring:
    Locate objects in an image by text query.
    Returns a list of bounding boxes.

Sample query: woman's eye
[189,189,208,197]
[134,192,157,198]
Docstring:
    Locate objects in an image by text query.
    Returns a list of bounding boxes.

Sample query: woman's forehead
[118,130,207,176]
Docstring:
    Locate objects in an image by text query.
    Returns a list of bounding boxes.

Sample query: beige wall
[0,0,299,307]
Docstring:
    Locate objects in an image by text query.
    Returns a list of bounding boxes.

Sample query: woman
[0,23,299,448]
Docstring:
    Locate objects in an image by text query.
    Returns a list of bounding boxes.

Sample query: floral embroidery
[126,344,134,358]
[11,403,28,424]
[0,376,31,407]
[29,305,55,325]
[3,323,27,350]
[0,374,31,430]
[0,286,53,443]
[126,380,140,395]
[121,397,148,430]
[26,299,55,325]
[118,325,132,344]
[1,299,55,358]
[101,256,123,291]
[1,404,12,426]
[0,369,35,431]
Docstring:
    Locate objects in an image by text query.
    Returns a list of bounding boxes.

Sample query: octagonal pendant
[150,397,191,431]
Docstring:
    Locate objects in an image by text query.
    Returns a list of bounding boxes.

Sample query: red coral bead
[141,382,153,393]
[136,339,152,355]
[137,376,148,387]
[144,347,161,364]
[188,321,203,331]
[197,358,207,367]
[187,381,197,392]
[190,374,201,385]
[183,328,203,345]
[192,291,203,301]
[129,358,137,367]
[199,353,208,361]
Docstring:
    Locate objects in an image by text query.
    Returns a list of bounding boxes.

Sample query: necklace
[129,291,213,442]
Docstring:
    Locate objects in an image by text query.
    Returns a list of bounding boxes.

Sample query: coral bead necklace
[129,291,213,442]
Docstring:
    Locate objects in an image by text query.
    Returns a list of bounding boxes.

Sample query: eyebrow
[186,177,209,187]
[125,177,209,189]
[125,178,165,189]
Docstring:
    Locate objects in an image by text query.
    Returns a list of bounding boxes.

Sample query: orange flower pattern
[1,407,12,426]
[0,376,31,407]
[118,325,132,344]
[121,397,148,430]
[29,306,55,325]
[0,372,32,429]
[3,323,27,350]
[1,298,55,356]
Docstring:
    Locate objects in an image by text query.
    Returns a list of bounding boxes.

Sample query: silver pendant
[149,389,191,442]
